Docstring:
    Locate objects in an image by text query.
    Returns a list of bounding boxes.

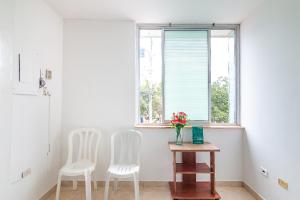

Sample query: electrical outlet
[260,166,268,177]
[21,168,31,179]
[278,178,288,190]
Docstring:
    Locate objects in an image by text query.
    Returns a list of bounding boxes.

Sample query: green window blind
[164,30,209,121]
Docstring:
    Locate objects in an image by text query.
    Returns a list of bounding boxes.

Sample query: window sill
[135,124,243,129]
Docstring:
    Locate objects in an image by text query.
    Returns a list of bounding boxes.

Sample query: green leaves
[211,76,229,123]
[139,80,162,123]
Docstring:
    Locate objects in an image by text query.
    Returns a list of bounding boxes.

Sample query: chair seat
[61,160,95,175]
[108,164,139,176]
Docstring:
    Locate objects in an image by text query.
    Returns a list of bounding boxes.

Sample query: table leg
[173,151,176,192]
[210,152,215,194]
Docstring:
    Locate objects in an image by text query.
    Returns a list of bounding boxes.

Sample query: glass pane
[164,30,209,121]
[139,30,163,123]
[211,30,236,123]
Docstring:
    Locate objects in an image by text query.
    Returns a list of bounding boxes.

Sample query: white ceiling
[46,0,265,23]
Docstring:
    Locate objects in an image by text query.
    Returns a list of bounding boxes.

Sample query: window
[211,30,237,124]
[139,30,163,124]
[138,25,239,125]
[164,30,209,121]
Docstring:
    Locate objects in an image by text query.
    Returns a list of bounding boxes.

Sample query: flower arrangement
[171,112,188,145]
[171,112,188,127]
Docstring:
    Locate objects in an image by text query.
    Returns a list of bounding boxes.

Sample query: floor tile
[48,184,256,200]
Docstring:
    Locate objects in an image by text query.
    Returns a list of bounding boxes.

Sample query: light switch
[45,69,52,80]
[278,178,288,190]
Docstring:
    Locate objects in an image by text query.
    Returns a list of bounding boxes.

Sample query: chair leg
[55,173,62,200]
[85,171,92,200]
[93,172,97,190]
[104,172,111,200]
[133,173,140,200]
[113,178,118,192]
[73,180,78,190]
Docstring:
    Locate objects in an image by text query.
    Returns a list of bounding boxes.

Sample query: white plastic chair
[104,130,142,200]
[56,128,101,200]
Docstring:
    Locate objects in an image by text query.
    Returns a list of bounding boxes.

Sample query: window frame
[136,24,240,126]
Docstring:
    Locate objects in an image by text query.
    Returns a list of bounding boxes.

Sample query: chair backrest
[110,130,142,166]
[66,128,101,165]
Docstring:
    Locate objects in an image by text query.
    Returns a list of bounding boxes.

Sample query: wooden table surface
[169,142,220,152]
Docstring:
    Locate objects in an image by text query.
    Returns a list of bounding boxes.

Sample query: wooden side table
[169,142,221,200]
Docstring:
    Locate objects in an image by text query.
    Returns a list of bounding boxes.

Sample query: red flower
[179,112,187,116]
[170,112,188,127]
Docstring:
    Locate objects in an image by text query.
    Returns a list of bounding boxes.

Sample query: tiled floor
[46,184,256,200]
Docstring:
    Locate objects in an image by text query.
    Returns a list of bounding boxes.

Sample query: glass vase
[175,126,183,145]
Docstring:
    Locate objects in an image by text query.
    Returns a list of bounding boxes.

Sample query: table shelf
[176,163,211,174]
[169,182,221,200]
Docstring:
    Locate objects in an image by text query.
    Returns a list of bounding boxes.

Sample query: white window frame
[136,24,240,125]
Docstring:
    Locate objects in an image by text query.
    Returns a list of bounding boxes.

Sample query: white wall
[241,0,300,199]
[62,20,244,182]
[0,0,15,199]
[0,0,63,199]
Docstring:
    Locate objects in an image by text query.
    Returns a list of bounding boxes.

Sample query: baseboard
[242,182,265,200]
[60,180,170,187]
[216,181,243,187]
[59,180,242,187]
[39,181,263,200]
[40,185,56,200]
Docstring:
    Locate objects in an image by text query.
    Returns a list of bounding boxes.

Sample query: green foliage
[140,77,229,124]
[139,80,162,123]
[211,77,229,123]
